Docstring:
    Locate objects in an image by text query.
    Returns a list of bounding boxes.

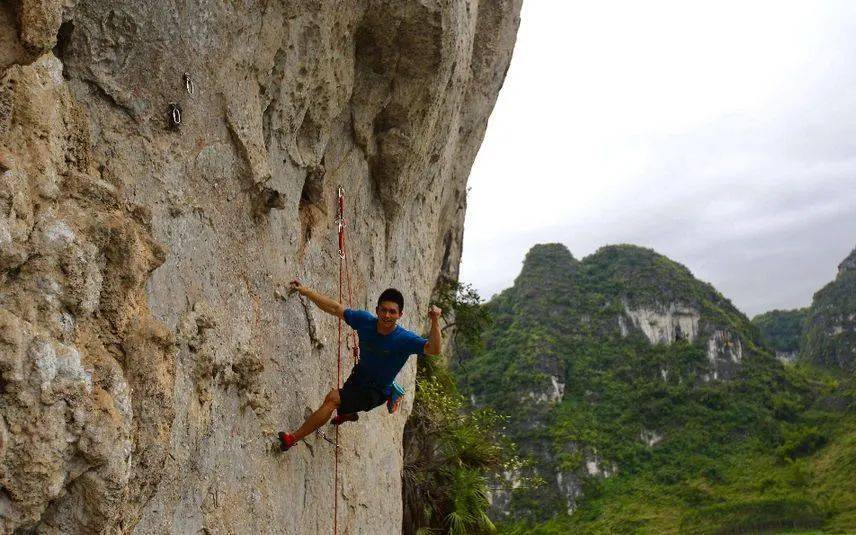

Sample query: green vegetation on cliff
[752,308,809,355]
[455,243,856,534]
[802,248,856,373]
[403,280,514,535]
[403,357,506,535]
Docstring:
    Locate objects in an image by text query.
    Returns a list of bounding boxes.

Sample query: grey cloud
[462,4,856,317]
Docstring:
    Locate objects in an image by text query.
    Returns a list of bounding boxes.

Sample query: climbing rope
[334,185,358,534]
[335,203,342,535]
[338,187,360,366]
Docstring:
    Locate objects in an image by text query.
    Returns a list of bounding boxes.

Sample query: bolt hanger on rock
[168,103,182,129]
[183,72,194,95]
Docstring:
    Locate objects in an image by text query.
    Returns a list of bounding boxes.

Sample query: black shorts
[338,375,386,414]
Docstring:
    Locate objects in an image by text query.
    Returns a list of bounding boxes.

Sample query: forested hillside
[455,244,856,533]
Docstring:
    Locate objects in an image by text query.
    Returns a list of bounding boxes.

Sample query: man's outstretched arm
[424,305,442,356]
[289,280,345,318]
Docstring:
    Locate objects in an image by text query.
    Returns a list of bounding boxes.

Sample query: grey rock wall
[0,1,522,533]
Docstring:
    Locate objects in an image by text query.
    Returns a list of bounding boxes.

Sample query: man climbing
[278,280,442,451]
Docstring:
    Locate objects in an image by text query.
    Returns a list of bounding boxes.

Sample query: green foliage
[802,260,856,372]
[403,358,512,535]
[433,278,493,357]
[450,243,856,534]
[679,498,826,534]
[776,427,828,460]
[403,281,514,535]
[752,308,809,354]
[771,391,805,421]
[447,469,496,535]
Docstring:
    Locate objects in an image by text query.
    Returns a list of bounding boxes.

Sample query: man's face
[376,301,402,328]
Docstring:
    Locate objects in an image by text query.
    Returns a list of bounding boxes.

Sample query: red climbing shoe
[331,413,359,426]
[278,432,297,452]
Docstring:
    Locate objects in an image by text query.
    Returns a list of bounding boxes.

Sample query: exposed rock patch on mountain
[457,243,784,522]
[0,1,522,532]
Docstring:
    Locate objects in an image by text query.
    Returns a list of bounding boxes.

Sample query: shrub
[679,498,826,534]
[777,427,828,460]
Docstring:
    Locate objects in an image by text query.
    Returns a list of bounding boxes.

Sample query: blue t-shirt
[344,309,428,388]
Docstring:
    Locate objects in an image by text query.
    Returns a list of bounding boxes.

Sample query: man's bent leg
[331,412,359,426]
[292,388,340,441]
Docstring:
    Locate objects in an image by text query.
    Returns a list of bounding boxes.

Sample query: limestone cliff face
[0,1,521,533]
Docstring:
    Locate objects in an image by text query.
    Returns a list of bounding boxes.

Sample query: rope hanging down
[334,186,358,535]
[338,187,359,366]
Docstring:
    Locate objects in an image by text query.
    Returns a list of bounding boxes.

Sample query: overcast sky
[460,1,856,317]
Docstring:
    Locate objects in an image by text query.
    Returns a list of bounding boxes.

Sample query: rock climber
[278,280,442,451]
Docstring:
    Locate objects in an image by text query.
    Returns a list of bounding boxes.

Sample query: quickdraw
[315,429,339,448]
[336,186,346,260]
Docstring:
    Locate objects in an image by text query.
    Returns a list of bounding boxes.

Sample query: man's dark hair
[378,288,404,312]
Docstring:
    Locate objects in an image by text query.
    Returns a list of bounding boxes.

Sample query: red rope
[334,189,344,535]
[337,187,359,366]
[334,186,357,534]
[343,233,359,366]
[335,248,342,535]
